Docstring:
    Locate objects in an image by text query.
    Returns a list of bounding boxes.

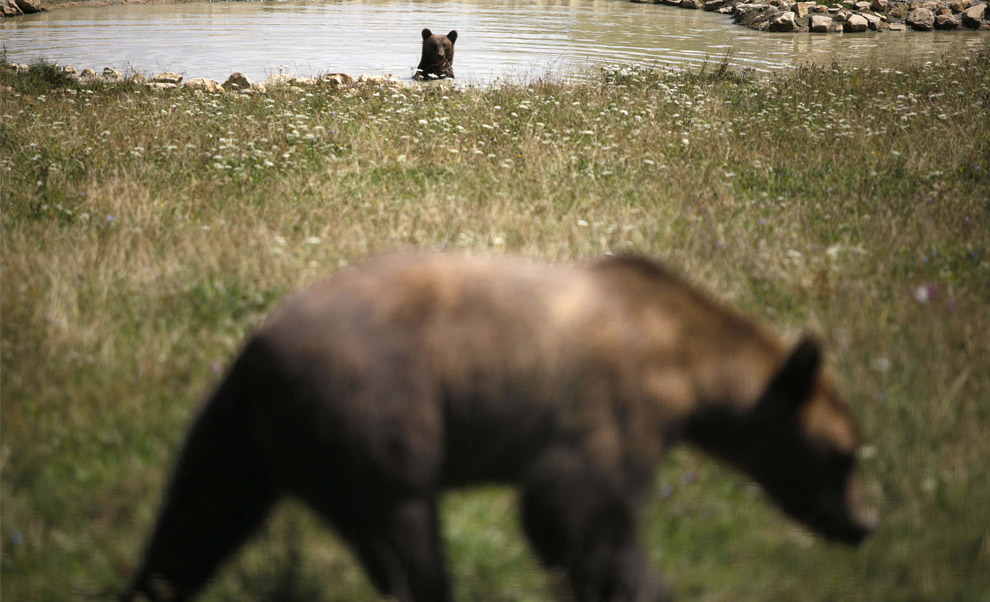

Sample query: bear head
[416,28,457,80]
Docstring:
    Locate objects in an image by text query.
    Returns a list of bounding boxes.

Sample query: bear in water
[416,28,457,80]
[123,253,876,602]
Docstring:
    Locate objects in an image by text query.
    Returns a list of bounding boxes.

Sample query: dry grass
[2,52,989,601]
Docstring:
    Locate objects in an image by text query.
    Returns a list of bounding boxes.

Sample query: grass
[2,49,989,602]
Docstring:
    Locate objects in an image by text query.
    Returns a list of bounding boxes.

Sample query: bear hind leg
[124,371,278,601]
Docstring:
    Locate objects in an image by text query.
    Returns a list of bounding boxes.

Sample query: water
[1,0,985,84]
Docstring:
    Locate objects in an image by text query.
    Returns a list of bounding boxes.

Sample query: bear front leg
[520,447,672,602]
[301,488,453,602]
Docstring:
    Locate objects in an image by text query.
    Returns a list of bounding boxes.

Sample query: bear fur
[123,253,876,602]
[416,28,457,80]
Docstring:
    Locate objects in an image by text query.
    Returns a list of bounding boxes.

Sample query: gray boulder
[861,11,884,28]
[222,72,254,91]
[184,78,224,93]
[770,10,798,28]
[935,12,961,25]
[810,13,836,29]
[151,72,183,85]
[844,13,870,29]
[791,1,815,16]
[888,1,911,17]
[1,0,22,17]
[2,0,44,15]
[906,7,936,28]
[962,2,986,26]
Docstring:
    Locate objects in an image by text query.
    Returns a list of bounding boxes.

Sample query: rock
[854,0,871,8]
[145,82,177,90]
[770,9,799,28]
[62,66,77,75]
[293,77,317,86]
[844,12,870,28]
[357,75,388,86]
[151,72,183,85]
[870,0,889,9]
[13,0,43,14]
[680,0,703,8]
[935,11,962,24]
[130,73,147,84]
[906,7,935,28]
[265,73,294,87]
[734,2,767,15]
[888,1,910,16]
[80,68,96,77]
[733,5,770,26]
[961,2,986,25]
[862,11,884,26]
[1,0,22,17]
[948,0,971,11]
[184,78,223,93]
[222,72,255,91]
[703,0,727,10]
[792,1,815,16]
[810,12,836,27]
[888,21,908,27]
[102,67,123,82]
[320,73,355,88]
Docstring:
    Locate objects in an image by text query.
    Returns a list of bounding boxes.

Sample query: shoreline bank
[3,0,988,33]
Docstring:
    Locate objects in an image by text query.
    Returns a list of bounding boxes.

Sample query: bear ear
[422,28,433,40]
[447,30,458,44]
[755,335,822,419]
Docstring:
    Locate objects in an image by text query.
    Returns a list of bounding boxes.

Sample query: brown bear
[123,253,876,602]
[416,28,457,80]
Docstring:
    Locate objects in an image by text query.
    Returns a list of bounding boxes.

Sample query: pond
[1,0,985,84]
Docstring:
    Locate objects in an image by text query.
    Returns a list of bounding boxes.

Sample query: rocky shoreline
[0,63,413,93]
[2,0,989,33]
[635,0,990,32]
[1,0,43,16]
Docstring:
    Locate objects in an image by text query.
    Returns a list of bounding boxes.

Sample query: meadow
[1,50,988,601]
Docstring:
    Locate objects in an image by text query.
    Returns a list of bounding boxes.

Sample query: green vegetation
[2,50,988,601]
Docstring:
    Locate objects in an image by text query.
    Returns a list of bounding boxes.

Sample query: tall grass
[2,50,988,601]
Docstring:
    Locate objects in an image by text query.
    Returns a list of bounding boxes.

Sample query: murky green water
[1,0,985,83]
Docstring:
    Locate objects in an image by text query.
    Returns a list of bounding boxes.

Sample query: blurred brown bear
[123,253,876,602]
